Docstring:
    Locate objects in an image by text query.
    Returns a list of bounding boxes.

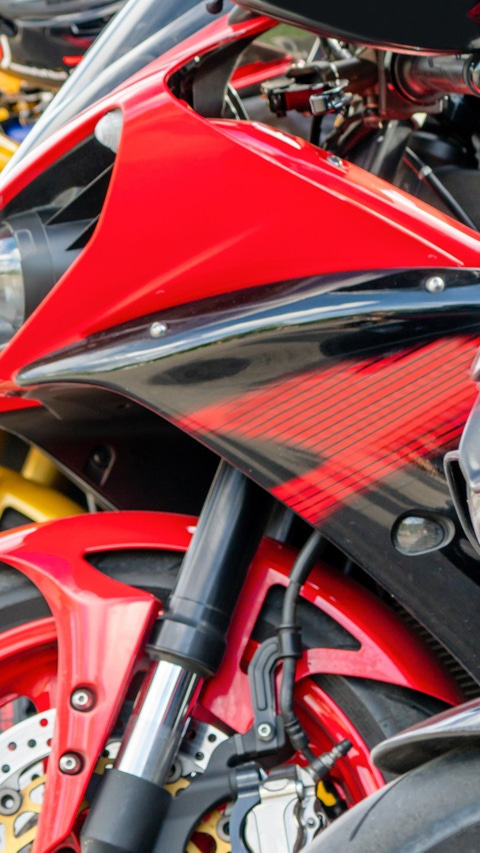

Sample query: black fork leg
[81,460,272,853]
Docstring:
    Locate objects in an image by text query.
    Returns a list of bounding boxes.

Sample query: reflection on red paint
[178,335,480,523]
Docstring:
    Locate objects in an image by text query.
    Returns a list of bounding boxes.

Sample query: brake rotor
[187,809,231,853]
[0,710,231,853]
[0,710,124,853]
[0,712,330,853]
[0,709,54,853]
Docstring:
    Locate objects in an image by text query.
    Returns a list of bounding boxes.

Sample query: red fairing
[0,16,480,391]
[0,514,462,849]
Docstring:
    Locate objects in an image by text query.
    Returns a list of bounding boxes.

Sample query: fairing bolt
[59,753,83,775]
[326,154,343,168]
[257,722,274,741]
[150,322,167,338]
[425,275,446,292]
[71,688,95,711]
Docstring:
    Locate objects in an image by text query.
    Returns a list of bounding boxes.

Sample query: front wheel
[0,546,451,853]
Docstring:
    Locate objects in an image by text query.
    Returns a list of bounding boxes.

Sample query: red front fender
[0,511,463,851]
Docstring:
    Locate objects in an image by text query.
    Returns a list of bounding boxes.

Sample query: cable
[278,530,351,779]
[403,147,479,231]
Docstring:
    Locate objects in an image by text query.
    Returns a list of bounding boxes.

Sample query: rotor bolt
[149,321,167,339]
[59,753,83,775]
[0,788,22,815]
[425,275,446,293]
[257,722,274,742]
[71,688,95,712]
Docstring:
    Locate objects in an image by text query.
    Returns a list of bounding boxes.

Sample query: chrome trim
[117,660,199,784]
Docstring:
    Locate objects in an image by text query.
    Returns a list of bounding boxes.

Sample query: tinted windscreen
[5,0,228,170]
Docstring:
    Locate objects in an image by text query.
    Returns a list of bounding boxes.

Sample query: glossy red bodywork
[0,513,461,850]
[0,9,476,851]
[0,512,192,852]
[0,15,480,393]
[200,537,462,731]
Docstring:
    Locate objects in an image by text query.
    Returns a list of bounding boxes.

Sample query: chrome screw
[425,275,446,293]
[59,753,83,775]
[71,688,95,712]
[326,154,343,168]
[257,722,274,742]
[149,321,167,338]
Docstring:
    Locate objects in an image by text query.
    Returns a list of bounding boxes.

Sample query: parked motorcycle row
[0,0,478,851]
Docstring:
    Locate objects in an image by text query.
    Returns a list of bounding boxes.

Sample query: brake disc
[0,712,327,853]
[0,709,122,853]
[168,719,232,853]
[0,711,231,853]
[0,708,55,853]
[187,810,231,853]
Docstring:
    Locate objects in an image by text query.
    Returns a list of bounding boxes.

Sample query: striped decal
[177,335,480,523]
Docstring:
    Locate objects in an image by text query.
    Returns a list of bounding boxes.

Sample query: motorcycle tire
[304,744,480,852]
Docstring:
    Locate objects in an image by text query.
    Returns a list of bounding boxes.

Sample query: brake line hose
[278,529,352,779]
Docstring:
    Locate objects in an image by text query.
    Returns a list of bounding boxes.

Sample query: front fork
[81,460,273,853]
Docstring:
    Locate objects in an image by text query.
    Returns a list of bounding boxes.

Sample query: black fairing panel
[11,268,480,683]
[235,0,480,53]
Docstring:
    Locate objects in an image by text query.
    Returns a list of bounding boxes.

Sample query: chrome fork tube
[81,460,273,853]
[117,660,199,784]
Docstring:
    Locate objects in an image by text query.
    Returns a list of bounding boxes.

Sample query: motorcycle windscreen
[236,0,480,53]
[4,0,224,171]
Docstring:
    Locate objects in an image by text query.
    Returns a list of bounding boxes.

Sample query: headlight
[0,128,117,343]
[0,206,95,345]
[0,210,76,345]
[0,226,24,338]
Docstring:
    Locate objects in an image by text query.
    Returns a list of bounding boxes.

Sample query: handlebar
[394,53,480,103]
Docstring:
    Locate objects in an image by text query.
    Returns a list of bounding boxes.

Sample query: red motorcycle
[0,0,477,851]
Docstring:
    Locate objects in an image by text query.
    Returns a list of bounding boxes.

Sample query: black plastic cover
[236,0,480,54]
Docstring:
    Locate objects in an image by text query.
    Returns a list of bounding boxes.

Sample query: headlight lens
[0,228,24,339]
[0,209,85,346]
